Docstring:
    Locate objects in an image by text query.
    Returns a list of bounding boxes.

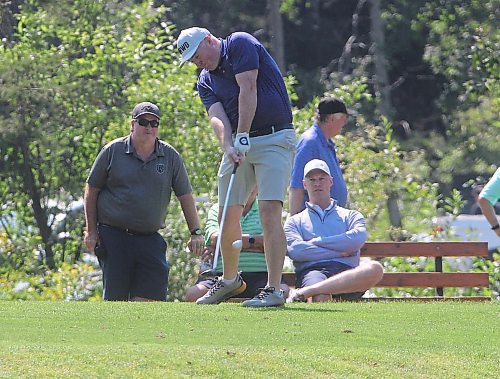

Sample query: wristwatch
[190,228,203,236]
[491,224,500,230]
[248,236,255,246]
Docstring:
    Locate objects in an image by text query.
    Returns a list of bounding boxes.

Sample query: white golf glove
[234,132,251,156]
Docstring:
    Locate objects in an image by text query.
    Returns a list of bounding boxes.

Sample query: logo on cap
[132,102,161,119]
[178,41,190,55]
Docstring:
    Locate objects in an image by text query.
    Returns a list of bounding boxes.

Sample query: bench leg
[435,256,444,296]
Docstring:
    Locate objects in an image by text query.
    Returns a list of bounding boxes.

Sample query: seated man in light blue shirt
[284,159,383,303]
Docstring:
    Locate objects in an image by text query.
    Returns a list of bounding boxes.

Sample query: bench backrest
[360,241,489,257]
[283,241,489,297]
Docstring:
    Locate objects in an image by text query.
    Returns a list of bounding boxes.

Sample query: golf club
[199,163,239,279]
[212,163,239,272]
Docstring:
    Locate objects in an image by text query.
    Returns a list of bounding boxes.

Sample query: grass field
[0,301,498,378]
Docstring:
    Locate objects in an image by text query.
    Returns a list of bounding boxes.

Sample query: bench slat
[376,272,489,287]
[360,241,488,257]
[282,272,489,288]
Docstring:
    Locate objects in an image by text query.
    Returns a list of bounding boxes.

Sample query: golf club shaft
[212,163,238,271]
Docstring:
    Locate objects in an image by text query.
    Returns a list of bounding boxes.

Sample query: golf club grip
[212,163,238,270]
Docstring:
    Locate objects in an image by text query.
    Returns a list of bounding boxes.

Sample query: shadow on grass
[244,306,346,313]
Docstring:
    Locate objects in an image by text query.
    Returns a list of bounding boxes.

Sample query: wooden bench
[280,241,490,301]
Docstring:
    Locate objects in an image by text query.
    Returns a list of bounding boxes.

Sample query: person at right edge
[176,27,296,307]
[478,167,500,238]
[289,97,348,216]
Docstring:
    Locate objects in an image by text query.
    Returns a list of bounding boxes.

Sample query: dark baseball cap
[318,97,347,115]
[132,102,161,119]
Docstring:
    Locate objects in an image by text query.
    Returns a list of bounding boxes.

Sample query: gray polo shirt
[87,135,192,233]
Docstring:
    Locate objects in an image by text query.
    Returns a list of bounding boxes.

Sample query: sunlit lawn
[0,301,498,378]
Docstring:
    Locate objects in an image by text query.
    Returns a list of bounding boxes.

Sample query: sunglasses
[136,118,159,128]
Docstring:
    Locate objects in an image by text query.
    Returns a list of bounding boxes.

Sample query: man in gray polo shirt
[83,102,204,301]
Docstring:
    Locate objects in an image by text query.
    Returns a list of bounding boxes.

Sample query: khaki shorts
[218,128,296,205]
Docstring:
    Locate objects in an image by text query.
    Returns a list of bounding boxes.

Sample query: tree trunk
[267,0,285,72]
[370,0,402,229]
[370,0,392,118]
[339,0,367,74]
[0,0,21,40]
[387,193,402,228]
[20,139,55,268]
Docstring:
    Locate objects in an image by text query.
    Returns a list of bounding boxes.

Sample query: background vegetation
[0,0,498,300]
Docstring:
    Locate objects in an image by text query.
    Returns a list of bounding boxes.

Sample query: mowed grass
[0,301,498,378]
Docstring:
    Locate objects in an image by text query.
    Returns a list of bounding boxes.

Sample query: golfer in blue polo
[177,27,296,307]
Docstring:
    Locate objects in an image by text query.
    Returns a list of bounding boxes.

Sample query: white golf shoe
[196,275,247,305]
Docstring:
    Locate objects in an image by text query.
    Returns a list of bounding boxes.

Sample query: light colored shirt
[284,200,366,273]
[205,200,267,272]
[480,168,500,206]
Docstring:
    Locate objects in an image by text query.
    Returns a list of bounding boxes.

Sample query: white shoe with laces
[196,275,246,305]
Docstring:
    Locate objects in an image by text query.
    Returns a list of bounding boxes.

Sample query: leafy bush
[0,262,102,301]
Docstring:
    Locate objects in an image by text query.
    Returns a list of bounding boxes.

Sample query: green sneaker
[196,275,247,305]
[241,286,285,307]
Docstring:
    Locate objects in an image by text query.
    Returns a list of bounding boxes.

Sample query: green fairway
[0,301,498,378]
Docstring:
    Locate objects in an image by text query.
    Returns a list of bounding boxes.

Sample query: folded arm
[285,218,348,262]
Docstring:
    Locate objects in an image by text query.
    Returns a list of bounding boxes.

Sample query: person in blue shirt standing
[176,27,296,307]
[289,97,348,215]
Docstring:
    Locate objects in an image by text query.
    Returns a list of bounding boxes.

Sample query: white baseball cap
[176,27,210,67]
[303,159,331,179]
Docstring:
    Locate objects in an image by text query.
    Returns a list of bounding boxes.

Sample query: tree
[0,0,217,268]
[267,0,286,71]
[415,0,499,192]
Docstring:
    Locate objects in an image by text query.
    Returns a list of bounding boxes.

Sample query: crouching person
[284,159,383,303]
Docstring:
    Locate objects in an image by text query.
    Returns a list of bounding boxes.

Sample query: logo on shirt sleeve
[156,163,165,174]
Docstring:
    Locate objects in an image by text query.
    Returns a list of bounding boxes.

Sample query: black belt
[99,223,157,236]
[248,123,294,138]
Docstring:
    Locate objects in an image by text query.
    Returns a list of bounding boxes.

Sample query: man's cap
[176,27,210,67]
[318,97,347,115]
[303,159,331,179]
[132,102,161,119]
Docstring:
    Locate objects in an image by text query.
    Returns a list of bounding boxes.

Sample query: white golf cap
[176,27,210,67]
[303,159,331,179]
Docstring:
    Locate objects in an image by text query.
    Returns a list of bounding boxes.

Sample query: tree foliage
[0,0,497,299]
[414,0,500,190]
[0,0,216,270]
